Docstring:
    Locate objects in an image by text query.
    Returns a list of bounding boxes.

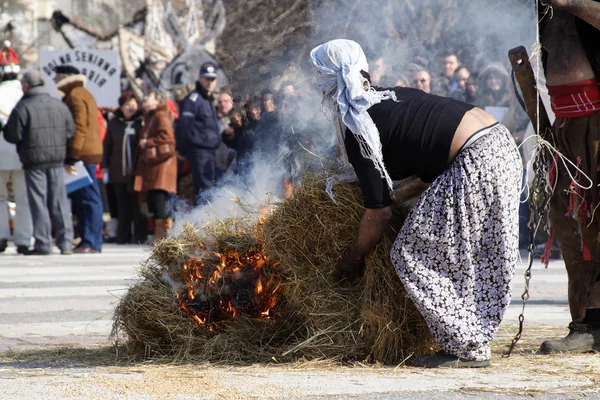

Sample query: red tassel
[565,190,577,217]
[541,227,553,267]
[583,242,592,261]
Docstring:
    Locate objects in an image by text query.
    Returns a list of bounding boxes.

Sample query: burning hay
[112,174,436,364]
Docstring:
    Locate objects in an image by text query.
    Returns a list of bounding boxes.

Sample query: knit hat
[0,41,20,74]
[54,65,81,75]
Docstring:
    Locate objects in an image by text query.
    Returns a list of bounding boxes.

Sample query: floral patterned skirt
[391,124,522,361]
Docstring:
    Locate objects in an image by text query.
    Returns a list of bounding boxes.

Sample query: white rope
[519,134,594,204]
[325,171,357,204]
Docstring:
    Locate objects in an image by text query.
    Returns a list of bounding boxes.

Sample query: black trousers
[113,183,147,243]
[148,189,170,219]
[187,149,215,205]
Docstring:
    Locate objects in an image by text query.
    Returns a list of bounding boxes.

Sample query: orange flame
[283,178,294,199]
[176,243,283,329]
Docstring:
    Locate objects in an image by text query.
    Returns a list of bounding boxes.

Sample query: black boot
[0,239,7,252]
[411,351,491,368]
[539,322,600,354]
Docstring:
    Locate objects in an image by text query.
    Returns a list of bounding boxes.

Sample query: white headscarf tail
[310,39,397,191]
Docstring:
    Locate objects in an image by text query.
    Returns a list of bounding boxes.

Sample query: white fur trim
[56,74,87,91]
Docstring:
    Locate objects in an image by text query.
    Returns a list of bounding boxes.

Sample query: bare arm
[334,206,392,283]
[550,0,600,30]
[348,207,393,261]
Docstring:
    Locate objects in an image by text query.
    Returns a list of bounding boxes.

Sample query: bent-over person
[311,39,522,368]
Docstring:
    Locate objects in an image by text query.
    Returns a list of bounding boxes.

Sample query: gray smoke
[171,0,538,233]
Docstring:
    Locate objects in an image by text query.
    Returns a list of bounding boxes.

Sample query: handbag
[141,143,175,165]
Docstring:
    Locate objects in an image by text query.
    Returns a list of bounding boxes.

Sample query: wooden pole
[508,46,552,138]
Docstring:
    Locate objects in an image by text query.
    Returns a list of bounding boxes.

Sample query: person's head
[53,65,81,84]
[21,70,45,92]
[412,69,431,93]
[369,56,388,85]
[453,66,470,90]
[485,71,504,92]
[394,75,409,88]
[118,90,139,119]
[442,53,460,79]
[280,81,296,97]
[478,62,509,102]
[262,90,276,113]
[246,102,261,121]
[466,73,478,97]
[198,62,218,94]
[230,108,244,128]
[217,91,233,115]
[142,90,166,113]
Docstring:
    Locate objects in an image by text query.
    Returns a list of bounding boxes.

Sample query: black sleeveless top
[344,87,474,208]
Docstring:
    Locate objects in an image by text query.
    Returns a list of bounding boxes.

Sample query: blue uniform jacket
[175,82,221,155]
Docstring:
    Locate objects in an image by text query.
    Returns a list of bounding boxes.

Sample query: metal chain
[504,142,553,357]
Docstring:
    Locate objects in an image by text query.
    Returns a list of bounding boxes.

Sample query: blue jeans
[70,163,103,251]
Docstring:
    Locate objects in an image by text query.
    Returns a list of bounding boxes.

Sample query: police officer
[175,62,221,204]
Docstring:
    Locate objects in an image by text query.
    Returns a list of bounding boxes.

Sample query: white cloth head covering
[310,39,397,190]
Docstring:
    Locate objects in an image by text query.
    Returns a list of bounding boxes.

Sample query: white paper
[65,161,93,194]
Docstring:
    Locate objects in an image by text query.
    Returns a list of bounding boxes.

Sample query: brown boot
[539,322,600,354]
[154,219,166,243]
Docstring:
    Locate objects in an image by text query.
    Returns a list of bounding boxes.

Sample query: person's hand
[101,168,108,175]
[333,249,365,284]
[64,164,76,175]
[139,139,148,149]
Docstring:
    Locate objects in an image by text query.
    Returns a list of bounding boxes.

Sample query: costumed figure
[311,39,522,368]
[537,0,600,353]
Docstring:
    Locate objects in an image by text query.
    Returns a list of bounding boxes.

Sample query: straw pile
[112,174,436,364]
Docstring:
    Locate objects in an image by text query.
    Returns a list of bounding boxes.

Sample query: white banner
[39,49,120,108]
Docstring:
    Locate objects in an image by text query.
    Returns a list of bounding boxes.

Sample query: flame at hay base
[177,244,283,329]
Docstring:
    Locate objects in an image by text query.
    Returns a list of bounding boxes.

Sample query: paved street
[0,244,597,399]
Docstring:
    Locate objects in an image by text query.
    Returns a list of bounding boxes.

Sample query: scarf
[310,39,397,190]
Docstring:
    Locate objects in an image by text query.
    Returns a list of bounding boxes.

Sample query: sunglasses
[203,76,217,81]
[412,78,428,84]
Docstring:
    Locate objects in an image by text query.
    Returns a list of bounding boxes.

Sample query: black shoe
[16,245,30,254]
[412,351,491,368]
[24,248,52,256]
[539,322,600,354]
[0,239,7,253]
[103,236,118,244]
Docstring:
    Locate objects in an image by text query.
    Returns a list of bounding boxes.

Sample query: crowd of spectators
[0,40,532,254]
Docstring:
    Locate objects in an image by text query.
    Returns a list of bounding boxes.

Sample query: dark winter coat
[175,82,221,154]
[102,109,143,184]
[3,86,75,170]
